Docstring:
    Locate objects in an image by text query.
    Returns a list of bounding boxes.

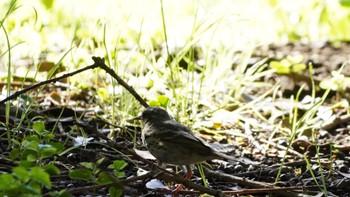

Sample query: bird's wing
[152,120,215,154]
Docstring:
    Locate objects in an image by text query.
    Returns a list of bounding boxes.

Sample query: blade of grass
[1,0,19,144]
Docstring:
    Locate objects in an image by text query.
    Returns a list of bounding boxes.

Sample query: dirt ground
[1,41,350,196]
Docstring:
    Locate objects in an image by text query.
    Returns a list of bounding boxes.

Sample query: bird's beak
[129,113,142,121]
[134,115,142,120]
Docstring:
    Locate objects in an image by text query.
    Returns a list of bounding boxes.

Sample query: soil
[1,41,350,196]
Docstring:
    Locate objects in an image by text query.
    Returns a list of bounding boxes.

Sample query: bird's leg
[172,165,192,193]
[183,165,193,180]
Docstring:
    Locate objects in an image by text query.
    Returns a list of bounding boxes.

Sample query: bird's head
[136,107,173,123]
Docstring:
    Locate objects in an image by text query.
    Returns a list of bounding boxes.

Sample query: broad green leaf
[27,154,38,161]
[270,61,290,74]
[114,171,125,178]
[33,121,45,134]
[44,164,61,175]
[68,169,93,181]
[27,180,42,194]
[97,88,108,102]
[40,0,55,9]
[339,0,350,6]
[113,160,127,171]
[22,143,39,161]
[148,100,160,107]
[13,166,30,182]
[40,146,57,158]
[96,172,113,185]
[287,54,303,63]
[109,186,123,197]
[30,167,51,189]
[96,157,105,166]
[26,141,40,152]
[0,174,17,191]
[48,141,65,153]
[43,133,55,141]
[80,162,94,170]
[292,63,306,73]
[9,148,20,160]
[25,135,40,143]
[48,189,71,197]
[146,79,154,88]
[19,160,36,168]
[157,95,170,108]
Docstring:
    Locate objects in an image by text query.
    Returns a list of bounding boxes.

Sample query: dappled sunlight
[1,0,350,196]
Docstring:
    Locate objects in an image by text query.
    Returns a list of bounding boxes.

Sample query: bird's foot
[172,167,193,193]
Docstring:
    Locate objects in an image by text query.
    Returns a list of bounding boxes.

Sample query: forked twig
[0,64,98,105]
[92,56,149,108]
[0,56,149,108]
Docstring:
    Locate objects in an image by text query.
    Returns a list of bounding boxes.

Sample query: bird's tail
[215,151,259,166]
[210,142,237,153]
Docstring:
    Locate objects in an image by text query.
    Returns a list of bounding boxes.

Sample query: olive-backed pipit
[136,107,250,192]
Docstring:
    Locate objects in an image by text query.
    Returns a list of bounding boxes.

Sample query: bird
[136,106,252,192]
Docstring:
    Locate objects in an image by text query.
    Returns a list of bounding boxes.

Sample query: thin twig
[1,56,149,108]
[92,56,149,108]
[203,167,272,188]
[0,64,98,105]
[222,185,319,196]
[45,172,153,196]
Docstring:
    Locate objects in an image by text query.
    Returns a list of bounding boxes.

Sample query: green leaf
[27,154,38,161]
[270,60,290,74]
[148,100,160,107]
[43,133,55,141]
[21,141,39,161]
[287,54,303,64]
[27,180,42,194]
[114,171,125,178]
[40,0,55,9]
[44,164,61,175]
[9,148,20,160]
[157,95,170,108]
[26,141,40,152]
[48,142,65,153]
[40,146,57,158]
[96,157,106,166]
[97,88,108,102]
[80,162,94,170]
[146,79,154,88]
[13,166,30,182]
[48,189,72,197]
[25,135,40,143]
[0,174,18,191]
[68,169,93,181]
[21,146,38,161]
[149,95,171,108]
[10,138,21,146]
[339,0,350,7]
[292,63,306,73]
[30,167,52,189]
[96,172,113,185]
[113,160,127,171]
[19,160,36,168]
[109,186,123,197]
[33,121,45,134]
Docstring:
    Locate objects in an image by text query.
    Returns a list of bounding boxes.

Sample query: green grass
[1,0,350,196]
